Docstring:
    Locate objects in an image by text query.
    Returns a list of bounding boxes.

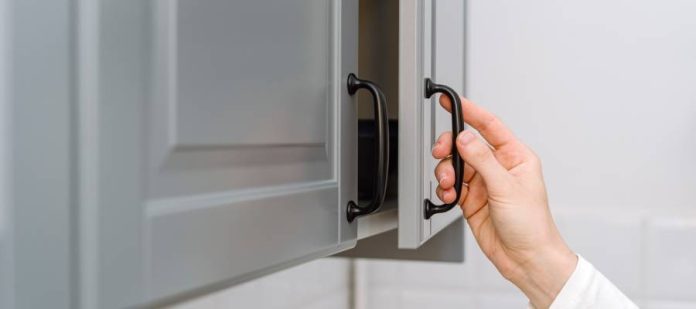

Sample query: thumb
[456,130,510,186]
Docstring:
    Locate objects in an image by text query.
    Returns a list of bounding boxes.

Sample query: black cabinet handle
[346,73,390,222]
[423,78,465,219]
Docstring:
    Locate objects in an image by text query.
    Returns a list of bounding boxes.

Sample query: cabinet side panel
[339,0,360,244]
[0,0,12,306]
[11,0,74,307]
[398,0,426,249]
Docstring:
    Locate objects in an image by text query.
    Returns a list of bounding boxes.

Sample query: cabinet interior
[357,0,399,120]
[357,0,399,209]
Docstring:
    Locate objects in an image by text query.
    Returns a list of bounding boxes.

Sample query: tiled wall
[173,212,696,309]
[169,258,352,309]
[357,211,696,308]
[355,226,526,308]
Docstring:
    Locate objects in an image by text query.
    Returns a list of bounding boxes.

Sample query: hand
[432,96,577,308]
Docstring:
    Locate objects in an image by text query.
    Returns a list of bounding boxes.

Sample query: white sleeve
[544,255,638,309]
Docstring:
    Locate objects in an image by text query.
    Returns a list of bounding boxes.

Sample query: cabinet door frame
[399,0,466,249]
[2,0,75,308]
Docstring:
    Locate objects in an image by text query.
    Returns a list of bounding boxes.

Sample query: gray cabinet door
[76,0,358,307]
[399,0,466,248]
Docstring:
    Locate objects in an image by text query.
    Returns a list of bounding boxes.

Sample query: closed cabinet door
[399,0,466,248]
[78,0,358,307]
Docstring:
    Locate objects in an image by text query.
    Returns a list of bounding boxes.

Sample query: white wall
[469,0,696,213]
[169,258,352,309]
[171,0,696,308]
[362,0,696,308]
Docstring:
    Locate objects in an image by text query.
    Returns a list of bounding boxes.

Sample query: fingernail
[431,141,442,152]
[457,131,475,145]
[445,190,454,201]
[438,172,448,183]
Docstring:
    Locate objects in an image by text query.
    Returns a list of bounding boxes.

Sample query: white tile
[363,288,476,309]
[368,289,526,309]
[302,289,350,309]
[475,292,529,309]
[398,260,475,290]
[305,258,351,288]
[642,300,696,309]
[361,225,511,293]
[645,217,696,301]
[167,258,351,309]
[362,259,406,287]
[364,288,405,309]
[401,289,475,309]
[553,209,642,296]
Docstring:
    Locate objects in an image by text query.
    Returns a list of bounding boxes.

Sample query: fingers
[435,160,475,189]
[431,131,453,159]
[436,183,470,204]
[434,159,455,188]
[439,95,517,149]
[456,130,510,185]
[460,173,488,220]
[436,186,457,204]
[435,173,488,221]
[434,130,476,190]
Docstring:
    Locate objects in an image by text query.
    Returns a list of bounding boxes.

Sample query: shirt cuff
[549,254,593,308]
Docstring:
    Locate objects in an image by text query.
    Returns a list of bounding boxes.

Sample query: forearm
[506,245,578,308]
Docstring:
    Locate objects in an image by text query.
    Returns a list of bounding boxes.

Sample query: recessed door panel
[175,0,330,147]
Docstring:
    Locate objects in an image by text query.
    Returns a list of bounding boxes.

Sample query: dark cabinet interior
[357,0,400,211]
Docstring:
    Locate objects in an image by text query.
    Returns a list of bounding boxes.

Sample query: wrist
[507,244,577,308]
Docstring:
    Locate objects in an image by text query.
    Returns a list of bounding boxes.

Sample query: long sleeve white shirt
[530,255,638,308]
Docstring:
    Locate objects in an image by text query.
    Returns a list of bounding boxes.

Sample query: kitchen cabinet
[340,0,467,256]
[2,0,466,307]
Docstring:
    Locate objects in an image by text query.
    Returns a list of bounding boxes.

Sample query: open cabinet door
[399,0,466,248]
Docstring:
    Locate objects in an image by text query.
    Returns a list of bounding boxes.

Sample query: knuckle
[435,158,450,173]
[439,133,452,145]
[468,144,491,161]
[444,189,455,203]
[526,148,542,167]
[478,114,499,134]
[531,154,541,166]
[497,150,524,168]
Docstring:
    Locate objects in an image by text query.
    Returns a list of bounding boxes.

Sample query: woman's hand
[432,96,577,308]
